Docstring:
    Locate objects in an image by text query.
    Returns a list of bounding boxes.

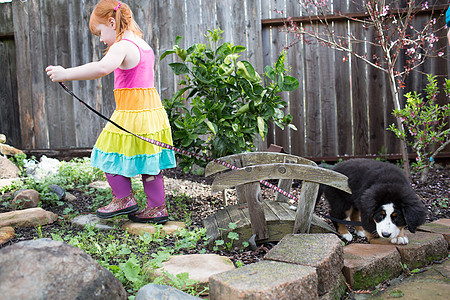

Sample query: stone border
[208,219,450,299]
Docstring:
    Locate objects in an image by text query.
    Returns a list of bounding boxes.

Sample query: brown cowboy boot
[128,202,169,224]
[96,193,138,219]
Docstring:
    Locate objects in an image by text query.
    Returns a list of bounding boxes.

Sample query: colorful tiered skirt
[91,88,176,177]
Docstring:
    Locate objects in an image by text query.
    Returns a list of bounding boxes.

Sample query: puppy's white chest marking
[376,203,400,239]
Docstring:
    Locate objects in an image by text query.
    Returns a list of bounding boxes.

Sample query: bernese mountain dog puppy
[321,159,426,245]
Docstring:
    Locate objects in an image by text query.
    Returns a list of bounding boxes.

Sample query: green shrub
[162,28,298,172]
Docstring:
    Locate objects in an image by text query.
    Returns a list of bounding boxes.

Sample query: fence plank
[304,24,321,157]
[350,22,369,156]
[367,26,387,155]
[0,2,20,147]
[319,39,337,157]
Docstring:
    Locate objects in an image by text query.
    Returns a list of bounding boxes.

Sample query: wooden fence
[1,0,449,160]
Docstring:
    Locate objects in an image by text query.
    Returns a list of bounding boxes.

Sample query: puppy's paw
[342,233,353,242]
[390,236,408,245]
[356,230,366,238]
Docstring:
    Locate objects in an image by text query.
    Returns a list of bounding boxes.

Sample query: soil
[1,161,449,294]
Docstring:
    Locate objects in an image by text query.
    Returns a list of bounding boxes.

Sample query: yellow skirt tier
[91,88,176,177]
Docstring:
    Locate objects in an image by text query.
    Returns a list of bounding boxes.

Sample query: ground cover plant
[1,155,449,299]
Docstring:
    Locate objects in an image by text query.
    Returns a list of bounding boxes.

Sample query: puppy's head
[372,203,405,239]
[360,184,426,237]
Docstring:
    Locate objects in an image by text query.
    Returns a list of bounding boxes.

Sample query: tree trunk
[388,70,412,181]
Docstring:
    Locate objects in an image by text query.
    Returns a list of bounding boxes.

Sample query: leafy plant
[162,28,299,172]
[388,75,450,182]
[8,153,30,176]
[214,222,248,251]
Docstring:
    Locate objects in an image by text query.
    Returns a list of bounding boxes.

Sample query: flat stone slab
[209,260,318,299]
[368,258,450,300]
[418,219,450,248]
[122,221,185,236]
[343,244,403,290]
[135,284,201,300]
[264,233,344,296]
[71,214,117,231]
[0,226,14,245]
[371,231,448,269]
[88,181,111,190]
[154,254,235,291]
[0,208,58,228]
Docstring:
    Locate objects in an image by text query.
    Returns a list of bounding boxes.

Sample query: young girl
[46,0,176,224]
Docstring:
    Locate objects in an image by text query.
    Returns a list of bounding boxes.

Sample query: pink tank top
[114,39,155,89]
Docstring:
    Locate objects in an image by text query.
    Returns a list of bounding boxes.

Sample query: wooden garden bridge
[202,152,351,247]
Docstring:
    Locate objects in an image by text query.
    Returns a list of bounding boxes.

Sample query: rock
[209,260,318,299]
[0,156,20,179]
[122,221,185,236]
[0,134,6,143]
[264,233,344,296]
[65,192,77,202]
[153,254,235,292]
[12,189,41,209]
[343,243,402,290]
[394,231,448,269]
[26,155,62,181]
[49,184,65,200]
[0,226,14,245]
[0,239,127,299]
[88,180,111,190]
[71,214,116,231]
[0,178,20,189]
[0,207,58,228]
[418,219,450,248]
[135,284,201,300]
[0,143,24,156]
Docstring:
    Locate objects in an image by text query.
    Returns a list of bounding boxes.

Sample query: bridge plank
[211,163,351,194]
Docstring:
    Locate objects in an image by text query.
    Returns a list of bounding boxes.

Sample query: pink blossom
[406,48,415,56]
[422,2,429,10]
[381,5,389,17]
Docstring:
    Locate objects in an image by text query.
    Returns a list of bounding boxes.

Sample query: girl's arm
[46,42,127,82]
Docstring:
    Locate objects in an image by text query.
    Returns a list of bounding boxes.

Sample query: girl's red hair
[89,0,143,48]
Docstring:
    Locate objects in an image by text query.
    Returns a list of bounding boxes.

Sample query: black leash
[321,214,363,226]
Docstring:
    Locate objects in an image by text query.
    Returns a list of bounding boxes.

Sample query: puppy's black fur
[321,159,426,243]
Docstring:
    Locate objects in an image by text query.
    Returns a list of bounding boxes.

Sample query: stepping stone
[88,181,110,190]
[136,284,201,300]
[71,214,116,231]
[343,243,403,290]
[0,208,58,228]
[0,226,14,245]
[209,260,318,299]
[154,254,235,292]
[264,233,344,296]
[418,219,450,248]
[122,221,185,236]
[371,258,450,299]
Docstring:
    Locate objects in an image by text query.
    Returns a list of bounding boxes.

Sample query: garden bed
[0,160,449,297]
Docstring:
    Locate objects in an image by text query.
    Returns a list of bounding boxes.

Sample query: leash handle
[58,82,300,204]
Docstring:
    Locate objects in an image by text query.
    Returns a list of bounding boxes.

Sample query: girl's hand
[46,65,67,82]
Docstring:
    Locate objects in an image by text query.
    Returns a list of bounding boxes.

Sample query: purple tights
[105,173,165,208]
